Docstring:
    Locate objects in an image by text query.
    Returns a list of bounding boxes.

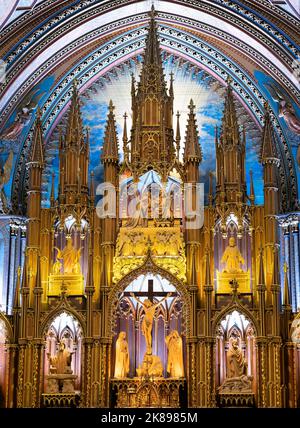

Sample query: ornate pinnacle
[283,262,291,307]
[101,100,119,164]
[175,111,181,159]
[30,108,44,164]
[123,112,129,162]
[184,99,202,163]
[65,80,84,147]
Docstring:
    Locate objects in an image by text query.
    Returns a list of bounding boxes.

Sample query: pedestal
[111,378,185,408]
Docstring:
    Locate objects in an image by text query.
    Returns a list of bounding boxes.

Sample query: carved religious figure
[54,237,82,274]
[130,292,171,354]
[165,330,184,378]
[114,331,130,379]
[49,342,72,375]
[221,237,245,273]
[226,336,247,378]
[136,354,164,378]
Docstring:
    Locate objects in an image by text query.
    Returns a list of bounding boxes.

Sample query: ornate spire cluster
[215,78,246,206]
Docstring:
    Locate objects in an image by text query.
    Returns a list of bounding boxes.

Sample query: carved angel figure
[0,151,13,192]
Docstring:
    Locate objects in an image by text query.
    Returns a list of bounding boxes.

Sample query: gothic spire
[144,5,162,67]
[175,111,181,159]
[123,112,129,163]
[13,266,22,309]
[30,108,44,164]
[65,80,84,146]
[101,100,119,164]
[221,77,240,146]
[261,103,279,162]
[184,99,202,163]
[137,5,167,97]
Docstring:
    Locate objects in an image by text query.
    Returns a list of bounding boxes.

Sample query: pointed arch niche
[43,312,83,392]
[112,273,185,378]
[215,310,257,393]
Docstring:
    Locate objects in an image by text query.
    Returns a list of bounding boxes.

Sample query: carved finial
[175,111,181,159]
[229,278,239,296]
[188,98,196,112]
[184,100,202,163]
[149,3,157,19]
[109,99,114,112]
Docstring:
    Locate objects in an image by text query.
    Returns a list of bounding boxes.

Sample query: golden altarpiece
[0,8,299,408]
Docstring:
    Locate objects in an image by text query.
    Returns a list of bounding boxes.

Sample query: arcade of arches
[0,0,299,408]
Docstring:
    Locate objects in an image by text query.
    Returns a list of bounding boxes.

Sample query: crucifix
[123,279,176,355]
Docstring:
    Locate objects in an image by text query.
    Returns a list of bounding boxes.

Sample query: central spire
[136,5,167,98]
[144,5,163,68]
[129,5,175,180]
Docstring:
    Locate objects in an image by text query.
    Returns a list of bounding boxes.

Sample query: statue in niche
[49,342,72,375]
[165,330,184,378]
[226,336,247,378]
[221,237,245,273]
[114,331,130,379]
[54,237,82,274]
[130,292,171,355]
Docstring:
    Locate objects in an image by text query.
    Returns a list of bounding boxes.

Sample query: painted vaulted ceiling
[0,0,299,214]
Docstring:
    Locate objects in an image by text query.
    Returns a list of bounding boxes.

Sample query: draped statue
[130,292,171,355]
[165,330,184,378]
[221,237,245,273]
[114,331,130,379]
[226,336,247,378]
[54,238,82,274]
[49,342,72,375]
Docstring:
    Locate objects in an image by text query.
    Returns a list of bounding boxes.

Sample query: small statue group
[52,237,82,275]
[114,328,184,379]
[49,342,73,375]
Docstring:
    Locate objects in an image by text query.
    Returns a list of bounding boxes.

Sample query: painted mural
[44,55,263,207]
[0,75,55,212]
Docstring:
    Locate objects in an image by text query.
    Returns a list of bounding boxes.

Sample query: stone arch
[212,302,259,337]
[40,302,86,338]
[107,257,191,338]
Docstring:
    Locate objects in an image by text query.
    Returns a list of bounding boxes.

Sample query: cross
[123,279,176,302]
